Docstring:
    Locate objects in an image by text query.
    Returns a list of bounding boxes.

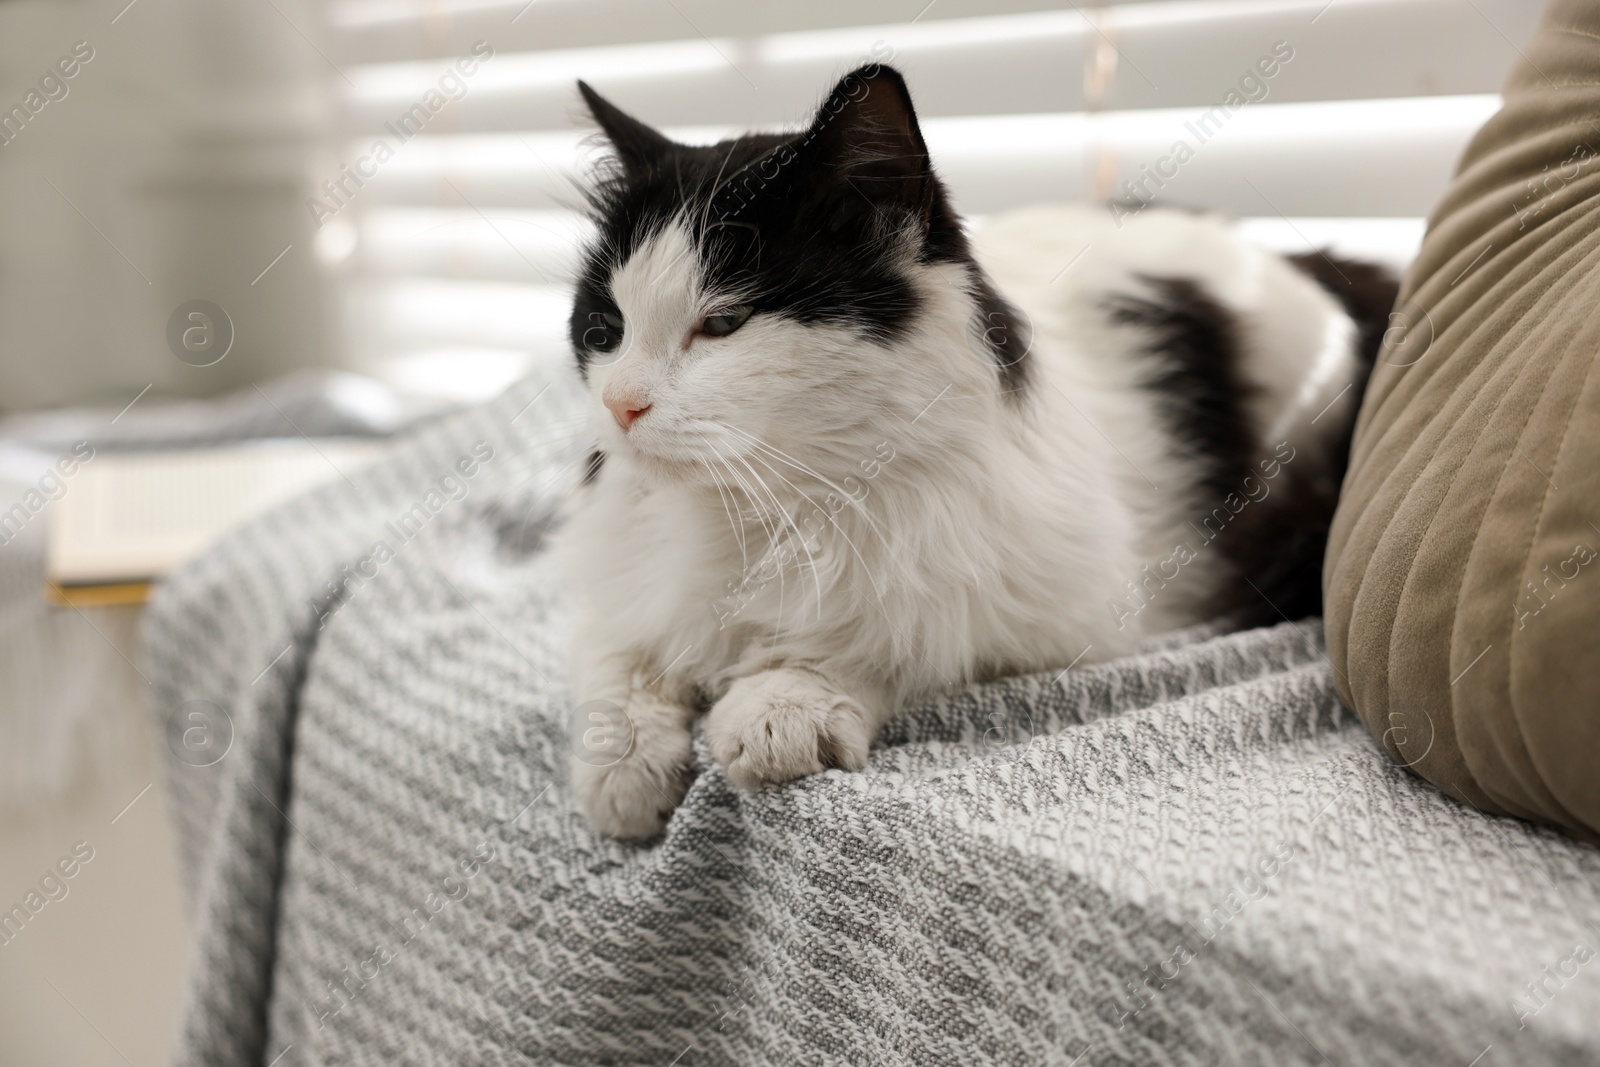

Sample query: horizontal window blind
[316,0,1542,401]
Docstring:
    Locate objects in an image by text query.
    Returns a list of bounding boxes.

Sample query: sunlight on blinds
[316,0,1538,400]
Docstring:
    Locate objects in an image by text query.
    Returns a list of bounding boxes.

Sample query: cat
[555,63,1396,839]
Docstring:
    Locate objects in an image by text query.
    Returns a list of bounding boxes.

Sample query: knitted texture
[149,374,1600,1067]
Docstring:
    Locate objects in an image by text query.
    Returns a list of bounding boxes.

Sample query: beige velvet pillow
[1326,0,1600,841]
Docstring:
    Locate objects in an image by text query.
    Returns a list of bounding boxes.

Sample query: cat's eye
[699,305,753,338]
[583,310,625,355]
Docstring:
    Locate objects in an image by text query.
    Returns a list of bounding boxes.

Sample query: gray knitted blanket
[147,373,1600,1067]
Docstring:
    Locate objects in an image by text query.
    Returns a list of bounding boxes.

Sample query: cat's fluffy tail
[1285,251,1400,416]
[1237,252,1398,624]
[1283,251,1401,520]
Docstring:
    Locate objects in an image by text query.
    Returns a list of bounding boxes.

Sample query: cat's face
[569,66,981,485]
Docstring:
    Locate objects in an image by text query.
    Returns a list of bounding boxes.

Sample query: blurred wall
[0,0,340,413]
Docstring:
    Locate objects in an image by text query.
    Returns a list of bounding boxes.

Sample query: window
[320,0,1540,400]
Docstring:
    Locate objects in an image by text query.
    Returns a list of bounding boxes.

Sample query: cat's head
[570,64,1023,485]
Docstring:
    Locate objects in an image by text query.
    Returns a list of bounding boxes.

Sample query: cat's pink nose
[605,395,651,431]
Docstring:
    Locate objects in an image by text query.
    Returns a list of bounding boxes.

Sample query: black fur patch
[1215,252,1396,623]
[1110,274,1374,627]
[570,66,1027,393]
[970,270,1031,395]
[1110,278,1256,488]
[581,449,605,486]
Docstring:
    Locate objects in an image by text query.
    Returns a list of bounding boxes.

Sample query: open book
[46,440,383,606]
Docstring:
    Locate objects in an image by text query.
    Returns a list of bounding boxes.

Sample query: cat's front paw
[570,694,693,840]
[705,668,873,791]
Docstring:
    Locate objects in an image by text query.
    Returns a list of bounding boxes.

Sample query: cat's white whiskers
[709,442,785,561]
[724,448,794,568]
[719,424,887,539]
[734,447,829,617]
[718,447,804,641]
[706,417,886,614]
[703,438,772,573]
[695,142,741,240]
[699,455,750,575]
[741,445,887,610]
[739,448,857,621]
[710,463,751,567]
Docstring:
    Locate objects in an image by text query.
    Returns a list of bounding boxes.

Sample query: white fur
[557,204,1358,838]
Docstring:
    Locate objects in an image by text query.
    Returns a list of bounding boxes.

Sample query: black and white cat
[556,64,1394,839]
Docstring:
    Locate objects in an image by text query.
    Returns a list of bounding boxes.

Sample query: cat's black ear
[578,81,673,180]
[802,65,932,218]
